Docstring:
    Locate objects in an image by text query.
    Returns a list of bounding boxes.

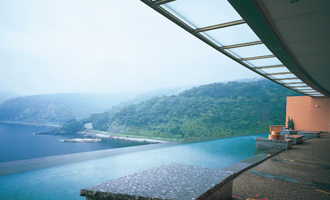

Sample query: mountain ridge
[59,79,302,139]
[0,86,193,125]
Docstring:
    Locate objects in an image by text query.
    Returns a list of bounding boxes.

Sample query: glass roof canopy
[142,0,325,97]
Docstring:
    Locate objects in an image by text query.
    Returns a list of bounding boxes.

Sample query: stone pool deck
[80,148,285,200]
[81,163,234,200]
[232,132,330,200]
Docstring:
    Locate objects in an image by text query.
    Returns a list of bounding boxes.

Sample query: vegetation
[59,119,85,133]
[287,116,294,130]
[0,93,136,125]
[0,87,190,125]
[63,80,302,140]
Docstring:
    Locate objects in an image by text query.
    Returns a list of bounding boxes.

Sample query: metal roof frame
[141,0,327,97]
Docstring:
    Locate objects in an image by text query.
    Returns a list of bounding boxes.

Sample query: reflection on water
[0,133,267,199]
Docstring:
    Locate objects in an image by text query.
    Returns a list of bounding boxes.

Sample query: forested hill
[64,80,302,139]
[0,91,21,105]
[109,86,194,112]
[0,93,136,125]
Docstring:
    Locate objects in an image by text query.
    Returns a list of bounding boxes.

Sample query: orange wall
[286,96,330,132]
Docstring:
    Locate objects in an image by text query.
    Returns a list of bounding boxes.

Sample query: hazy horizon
[0,0,259,96]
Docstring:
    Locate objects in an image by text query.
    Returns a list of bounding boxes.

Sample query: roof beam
[285,82,305,85]
[195,19,245,32]
[275,78,299,80]
[265,72,292,76]
[253,64,284,69]
[220,41,262,49]
[240,55,275,61]
[293,86,312,88]
[152,0,176,6]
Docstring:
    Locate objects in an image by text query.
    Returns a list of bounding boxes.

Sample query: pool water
[0,133,268,199]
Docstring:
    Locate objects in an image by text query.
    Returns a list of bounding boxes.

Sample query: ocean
[0,123,149,163]
[0,123,268,199]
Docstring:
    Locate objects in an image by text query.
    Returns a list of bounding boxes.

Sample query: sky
[0,0,259,95]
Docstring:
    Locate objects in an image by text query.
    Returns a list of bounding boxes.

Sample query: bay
[0,123,148,163]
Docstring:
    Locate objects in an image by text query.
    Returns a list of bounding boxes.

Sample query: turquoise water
[0,133,267,199]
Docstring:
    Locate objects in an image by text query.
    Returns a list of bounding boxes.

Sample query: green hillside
[0,93,136,125]
[63,80,302,139]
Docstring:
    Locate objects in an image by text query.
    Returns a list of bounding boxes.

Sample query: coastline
[77,131,168,144]
[63,138,102,143]
[54,130,267,144]
[0,121,61,128]
[32,125,267,144]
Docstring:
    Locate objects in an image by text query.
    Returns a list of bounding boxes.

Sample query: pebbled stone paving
[233,132,330,200]
[81,163,234,200]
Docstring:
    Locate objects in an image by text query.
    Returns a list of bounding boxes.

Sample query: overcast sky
[0,0,259,95]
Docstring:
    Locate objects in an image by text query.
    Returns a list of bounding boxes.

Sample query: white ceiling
[261,0,330,95]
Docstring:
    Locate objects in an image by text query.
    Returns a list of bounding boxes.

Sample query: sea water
[0,123,268,199]
[0,123,149,162]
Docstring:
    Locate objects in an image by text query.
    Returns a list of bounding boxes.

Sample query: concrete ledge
[298,130,321,139]
[285,135,304,145]
[255,137,292,150]
[281,130,298,136]
[80,163,234,200]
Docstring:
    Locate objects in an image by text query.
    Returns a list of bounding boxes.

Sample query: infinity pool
[0,133,267,199]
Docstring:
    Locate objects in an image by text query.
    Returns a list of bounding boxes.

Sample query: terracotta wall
[286,96,330,132]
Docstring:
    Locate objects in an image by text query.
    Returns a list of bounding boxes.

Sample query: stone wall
[255,137,292,150]
[298,131,321,139]
[284,135,303,145]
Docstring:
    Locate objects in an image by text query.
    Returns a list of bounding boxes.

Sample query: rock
[63,138,102,143]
